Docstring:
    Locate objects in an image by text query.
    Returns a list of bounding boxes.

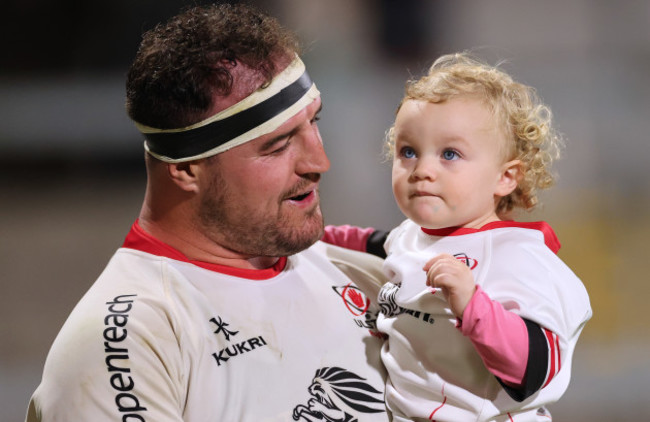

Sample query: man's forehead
[253,96,322,150]
[210,62,271,114]
[133,56,320,163]
[202,52,300,118]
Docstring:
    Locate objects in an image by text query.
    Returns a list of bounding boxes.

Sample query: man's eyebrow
[259,128,296,152]
[259,103,323,151]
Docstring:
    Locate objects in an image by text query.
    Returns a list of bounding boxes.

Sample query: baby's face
[391,97,514,229]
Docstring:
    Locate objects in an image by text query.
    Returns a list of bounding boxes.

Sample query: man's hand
[423,254,477,319]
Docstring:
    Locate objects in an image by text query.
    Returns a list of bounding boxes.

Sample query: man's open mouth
[289,191,312,201]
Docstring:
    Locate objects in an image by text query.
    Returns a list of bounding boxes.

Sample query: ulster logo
[454,252,478,269]
[332,284,380,334]
[292,367,385,421]
[332,283,369,316]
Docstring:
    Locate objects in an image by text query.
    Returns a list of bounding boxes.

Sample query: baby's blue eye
[442,149,459,161]
[400,147,416,159]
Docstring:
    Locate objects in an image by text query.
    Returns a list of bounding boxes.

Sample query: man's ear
[495,159,522,197]
[168,161,201,193]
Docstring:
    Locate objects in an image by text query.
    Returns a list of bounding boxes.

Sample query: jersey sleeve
[481,238,592,401]
[460,286,563,401]
[322,225,389,258]
[26,284,188,421]
[317,241,388,300]
[501,318,558,401]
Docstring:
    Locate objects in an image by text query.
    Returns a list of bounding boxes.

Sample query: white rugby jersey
[377,220,592,422]
[26,222,389,422]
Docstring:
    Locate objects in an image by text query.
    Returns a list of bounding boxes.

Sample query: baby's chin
[406,212,458,230]
[400,206,454,230]
[409,217,459,230]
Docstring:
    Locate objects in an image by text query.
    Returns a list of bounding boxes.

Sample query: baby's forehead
[398,96,500,125]
[400,97,504,131]
[398,98,513,152]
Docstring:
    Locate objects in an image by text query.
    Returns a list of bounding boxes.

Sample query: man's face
[197,96,330,257]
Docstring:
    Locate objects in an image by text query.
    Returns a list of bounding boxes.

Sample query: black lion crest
[292,366,385,421]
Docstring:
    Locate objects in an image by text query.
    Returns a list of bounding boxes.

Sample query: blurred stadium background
[2,0,649,420]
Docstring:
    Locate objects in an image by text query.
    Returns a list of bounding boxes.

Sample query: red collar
[122,220,287,280]
[421,221,561,253]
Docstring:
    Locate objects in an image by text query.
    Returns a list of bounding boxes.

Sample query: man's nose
[296,125,330,175]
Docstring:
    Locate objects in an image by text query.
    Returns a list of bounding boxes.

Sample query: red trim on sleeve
[542,328,561,387]
[556,334,562,373]
[122,220,286,280]
[421,221,561,253]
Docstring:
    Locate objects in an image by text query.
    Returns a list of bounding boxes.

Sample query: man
[26,4,388,421]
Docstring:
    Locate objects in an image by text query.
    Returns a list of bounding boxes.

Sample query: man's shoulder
[53,248,186,351]
[302,241,387,299]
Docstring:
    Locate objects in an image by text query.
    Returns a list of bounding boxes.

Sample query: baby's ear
[495,160,522,197]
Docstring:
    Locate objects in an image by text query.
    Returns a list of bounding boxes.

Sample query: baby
[324,52,592,421]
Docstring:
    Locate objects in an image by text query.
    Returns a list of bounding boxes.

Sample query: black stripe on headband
[144,71,313,160]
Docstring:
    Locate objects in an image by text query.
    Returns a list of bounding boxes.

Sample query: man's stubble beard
[197,171,324,258]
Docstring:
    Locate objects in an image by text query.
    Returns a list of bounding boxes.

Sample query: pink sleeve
[458,286,528,386]
[321,225,375,252]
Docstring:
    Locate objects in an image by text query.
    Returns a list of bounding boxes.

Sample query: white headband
[133,56,319,163]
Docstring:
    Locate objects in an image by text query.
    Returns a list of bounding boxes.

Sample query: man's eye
[311,115,321,124]
[442,149,460,161]
[262,136,291,155]
[273,142,290,153]
[399,147,416,159]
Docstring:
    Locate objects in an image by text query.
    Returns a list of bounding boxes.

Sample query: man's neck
[137,216,280,270]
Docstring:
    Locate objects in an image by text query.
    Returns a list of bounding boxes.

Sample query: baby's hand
[423,254,477,319]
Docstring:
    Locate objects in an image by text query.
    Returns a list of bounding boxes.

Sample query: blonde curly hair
[386,52,562,217]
